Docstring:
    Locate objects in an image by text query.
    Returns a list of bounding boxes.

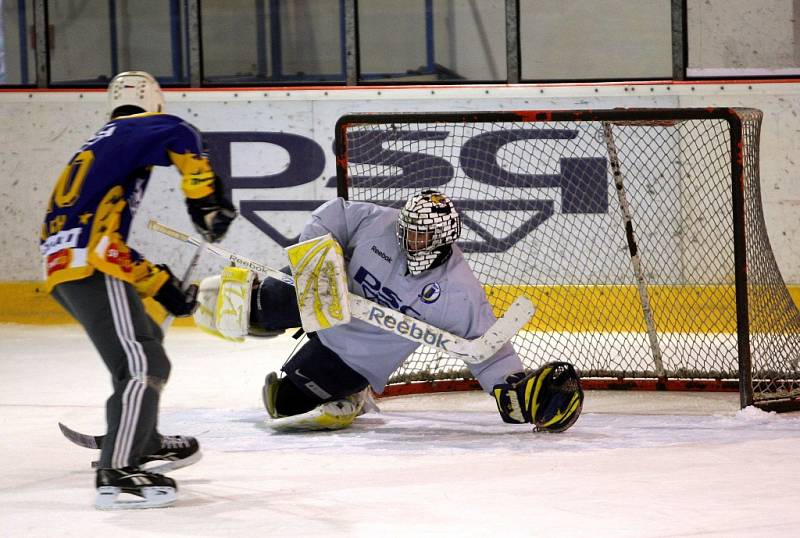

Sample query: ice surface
[2,324,800,537]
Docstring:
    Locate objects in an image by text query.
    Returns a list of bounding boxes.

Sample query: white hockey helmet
[107,71,165,118]
[396,189,461,275]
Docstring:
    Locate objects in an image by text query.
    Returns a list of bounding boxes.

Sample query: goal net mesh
[335,108,800,408]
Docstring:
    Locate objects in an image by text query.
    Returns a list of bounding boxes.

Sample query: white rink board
[3,82,800,284]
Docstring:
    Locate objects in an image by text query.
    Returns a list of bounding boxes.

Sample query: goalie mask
[530,362,584,433]
[108,71,165,118]
[396,190,461,275]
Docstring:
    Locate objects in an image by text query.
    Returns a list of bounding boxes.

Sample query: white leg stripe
[105,275,149,468]
[113,379,138,468]
[115,379,146,468]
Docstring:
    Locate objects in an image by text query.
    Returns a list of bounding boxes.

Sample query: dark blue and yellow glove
[493,362,584,433]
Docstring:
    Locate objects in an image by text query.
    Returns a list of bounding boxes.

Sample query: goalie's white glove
[193,266,254,341]
[492,362,584,433]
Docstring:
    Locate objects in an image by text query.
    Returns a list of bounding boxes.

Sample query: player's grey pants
[52,271,169,469]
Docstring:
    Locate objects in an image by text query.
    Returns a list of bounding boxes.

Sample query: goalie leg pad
[215,266,255,341]
[265,396,364,432]
[262,340,376,430]
[263,369,328,418]
[262,371,290,419]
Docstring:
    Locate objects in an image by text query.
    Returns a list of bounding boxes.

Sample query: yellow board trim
[3,281,799,331]
[0,281,193,326]
[484,284,800,334]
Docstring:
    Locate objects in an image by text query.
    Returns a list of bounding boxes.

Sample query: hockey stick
[59,422,102,449]
[160,239,206,331]
[58,422,199,474]
[147,219,535,364]
[601,122,665,378]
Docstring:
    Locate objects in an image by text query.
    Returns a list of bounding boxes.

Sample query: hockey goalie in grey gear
[249,190,583,432]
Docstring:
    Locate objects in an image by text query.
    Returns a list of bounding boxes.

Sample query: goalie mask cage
[334,108,800,411]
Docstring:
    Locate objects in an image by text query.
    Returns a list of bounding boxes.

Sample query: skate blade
[94,486,177,510]
[143,450,203,474]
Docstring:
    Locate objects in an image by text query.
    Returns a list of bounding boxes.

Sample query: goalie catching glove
[153,264,198,317]
[186,175,237,243]
[194,266,255,341]
[493,361,583,433]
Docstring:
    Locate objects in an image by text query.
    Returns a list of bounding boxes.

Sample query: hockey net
[334,108,800,410]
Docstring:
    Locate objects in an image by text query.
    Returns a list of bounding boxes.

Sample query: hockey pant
[52,271,168,469]
[250,273,369,416]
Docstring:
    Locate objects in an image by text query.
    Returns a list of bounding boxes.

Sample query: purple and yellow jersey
[40,113,218,295]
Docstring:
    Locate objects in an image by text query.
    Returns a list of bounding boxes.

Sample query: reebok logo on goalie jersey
[370,245,392,263]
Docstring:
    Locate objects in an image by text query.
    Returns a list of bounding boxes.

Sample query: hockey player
[199,190,583,433]
[40,71,236,509]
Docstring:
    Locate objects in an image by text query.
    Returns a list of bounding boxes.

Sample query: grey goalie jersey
[299,198,525,394]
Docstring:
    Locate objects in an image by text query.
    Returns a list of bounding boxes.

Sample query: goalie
[197,190,583,433]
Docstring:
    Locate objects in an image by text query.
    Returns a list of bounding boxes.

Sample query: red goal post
[334,108,800,411]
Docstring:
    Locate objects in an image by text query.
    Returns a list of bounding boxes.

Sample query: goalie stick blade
[58,422,103,449]
[471,296,535,354]
[449,296,536,363]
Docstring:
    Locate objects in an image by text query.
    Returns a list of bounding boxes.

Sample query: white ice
[2,324,800,537]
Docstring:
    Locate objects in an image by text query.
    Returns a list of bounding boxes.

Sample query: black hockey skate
[138,435,202,473]
[95,467,177,510]
[71,431,202,473]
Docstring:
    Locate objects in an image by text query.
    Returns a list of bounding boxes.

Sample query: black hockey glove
[186,176,237,243]
[493,363,584,433]
[493,371,534,424]
[153,265,198,317]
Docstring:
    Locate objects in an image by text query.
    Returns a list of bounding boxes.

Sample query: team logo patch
[46,249,71,275]
[429,193,447,207]
[419,282,441,304]
[105,242,133,273]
